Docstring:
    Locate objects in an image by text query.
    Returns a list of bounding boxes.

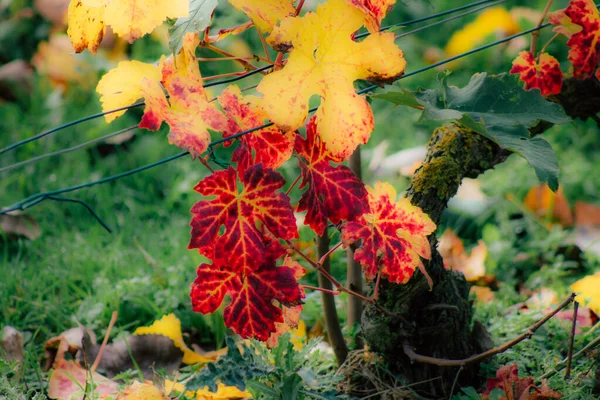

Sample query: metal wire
[0,21,553,220]
[0,0,514,157]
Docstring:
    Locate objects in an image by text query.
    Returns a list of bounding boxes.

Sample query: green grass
[2,0,600,398]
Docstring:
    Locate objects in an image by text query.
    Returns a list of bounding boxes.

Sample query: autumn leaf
[219,85,294,173]
[257,0,406,160]
[97,33,228,156]
[438,228,488,282]
[190,261,304,341]
[189,164,298,272]
[67,0,188,53]
[295,117,369,235]
[341,182,436,284]
[571,272,600,314]
[228,0,295,33]
[549,0,600,80]
[133,314,217,365]
[115,382,169,400]
[524,184,573,227]
[483,364,562,399]
[347,0,396,32]
[511,51,563,96]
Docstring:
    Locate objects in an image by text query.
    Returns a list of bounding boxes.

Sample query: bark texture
[361,77,600,397]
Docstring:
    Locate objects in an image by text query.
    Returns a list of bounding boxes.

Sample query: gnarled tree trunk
[360,77,600,397]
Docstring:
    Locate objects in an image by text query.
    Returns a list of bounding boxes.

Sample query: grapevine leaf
[190,262,304,341]
[228,0,295,33]
[370,87,421,108]
[189,164,298,271]
[219,85,294,173]
[295,117,369,236]
[184,337,273,392]
[341,182,436,283]
[414,72,570,190]
[549,0,600,80]
[67,0,188,51]
[571,272,600,314]
[347,0,396,32]
[510,51,563,96]
[257,0,406,160]
[96,61,161,122]
[67,0,105,54]
[169,0,218,53]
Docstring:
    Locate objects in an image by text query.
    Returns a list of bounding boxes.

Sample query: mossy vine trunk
[360,77,600,397]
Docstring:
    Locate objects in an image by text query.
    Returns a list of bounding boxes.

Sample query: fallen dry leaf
[438,228,488,282]
[115,381,169,400]
[524,184,573,227]
[470,286,495,303]
[571,273,600,315]
[0,214,40,241]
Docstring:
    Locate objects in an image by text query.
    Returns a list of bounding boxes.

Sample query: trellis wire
[0,20,554,222]
[0,0,511,157]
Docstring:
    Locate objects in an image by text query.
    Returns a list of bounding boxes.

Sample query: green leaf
[169,0,218,53]
[414,72,570,191]
[370,87,421,108]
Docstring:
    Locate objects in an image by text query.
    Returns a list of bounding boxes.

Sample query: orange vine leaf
[189,164,298,272]
[510,51,563,96]
[341,182,436,284]
[257,0,406,160]
[549,0,600,80]
[295,117,369,235]
[347,0,396,32]
[67,0,188,53]
[219,85,294,173]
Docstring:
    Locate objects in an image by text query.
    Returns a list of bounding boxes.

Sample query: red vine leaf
[219,85,294,173]
[341,182,436,283]
[510,51,563,96]
[295,117,369,235]
[347,0,396,32]
[549,0,600,80]
[139,33,229,157]
[190,261,304,341]
[483,364,562,399]
[189,164,298,272]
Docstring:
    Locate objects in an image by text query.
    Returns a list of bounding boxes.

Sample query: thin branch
[301,285,340,296]
[203,44,258,72]
[317,241,343,266]
[317,228,348,365]
[295,0,306,16]
[255,26,272,63]
[403,294,576,367]
[530,0,554,54]
[565,301,579,379]
[539,334,600,381]
[285,174,302,196]
[91,311,118,372]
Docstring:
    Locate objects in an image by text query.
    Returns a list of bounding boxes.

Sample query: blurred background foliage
[1,0,599,397]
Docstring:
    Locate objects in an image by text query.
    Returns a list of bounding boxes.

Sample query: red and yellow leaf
[347,0,396,32]
[67,0,188,52]
[189,164,298,272]
[510,51,563,96]
[228,0,295,33]
[341,182,436,283]
[295,117,369,235]
[257,0,406,160]
[483,364,562,399]
[97,33,228,157]
[549,0,600,80]
[219,85,294,173]
[190,261,304,341]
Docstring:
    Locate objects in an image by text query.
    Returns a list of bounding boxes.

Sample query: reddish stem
[318,241,343,265]
[91,311,118,372]
[295,0,306,16]
[301,284,341,295]
[285,174,302,196]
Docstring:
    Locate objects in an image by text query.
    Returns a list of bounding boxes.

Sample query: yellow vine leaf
[228,0,295,33]
[67,0,188,53]
[134,314,218,365]
[164,381,251,399]
[115,382,169,400]
[96,60,161,122]
[571,273,600,314]
[257,0,405,160]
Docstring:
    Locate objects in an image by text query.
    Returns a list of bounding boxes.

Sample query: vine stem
[317,228,348,364]
[403,293,576,367]
[203,71,248,81]
[285,174,302,196]
[539,32,561,56]
[317,241,343,265]
[295,0,306,16]
[530,0,554,54]
[255,26,272,63]
[565,301,579,379]
[202,43,258,71]
[301,285,340,295]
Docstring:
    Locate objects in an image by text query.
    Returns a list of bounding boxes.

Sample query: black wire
[0,21,554,218]
[0,0,514,157]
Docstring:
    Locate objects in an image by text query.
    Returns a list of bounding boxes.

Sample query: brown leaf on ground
[524,184,573,227]
[34,0,69,24]
[470,286,495,303]
[0,214,40,241]
[0,60,33,101]
[573,202,600,257]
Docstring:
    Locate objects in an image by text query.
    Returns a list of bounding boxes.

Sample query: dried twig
[91,311,118,372]
[565,301,579,379]
[403,294,576,367]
